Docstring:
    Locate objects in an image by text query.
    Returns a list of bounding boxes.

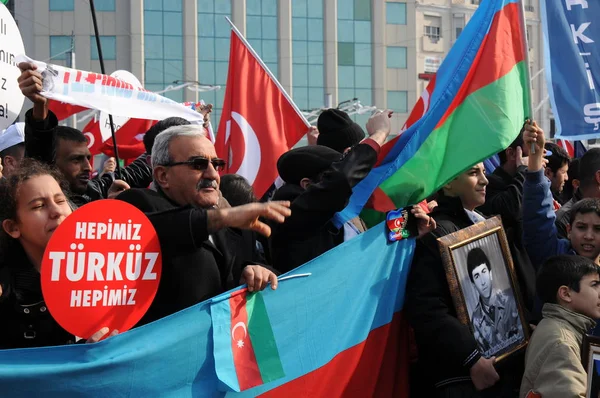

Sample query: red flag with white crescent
[215,31,309,198]
[81,117,102,156]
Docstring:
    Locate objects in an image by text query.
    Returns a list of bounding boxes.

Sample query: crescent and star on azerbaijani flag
[231,321,248,349]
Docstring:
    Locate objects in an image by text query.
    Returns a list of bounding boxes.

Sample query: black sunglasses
[164,157,226,172]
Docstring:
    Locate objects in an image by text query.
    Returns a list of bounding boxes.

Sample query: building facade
[13,0,546,135]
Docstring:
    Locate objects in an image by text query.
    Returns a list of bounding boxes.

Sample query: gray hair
[151,124,206,168]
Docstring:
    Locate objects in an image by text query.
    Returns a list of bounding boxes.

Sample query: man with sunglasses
[116,124,290,326]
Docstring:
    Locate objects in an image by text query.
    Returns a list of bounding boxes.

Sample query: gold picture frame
[437,216,530,363]
[582,334,600,398]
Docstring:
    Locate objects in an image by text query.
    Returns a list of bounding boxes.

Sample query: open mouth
[582,244,596,251]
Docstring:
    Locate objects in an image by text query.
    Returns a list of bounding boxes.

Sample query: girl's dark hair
[0,159,68,243]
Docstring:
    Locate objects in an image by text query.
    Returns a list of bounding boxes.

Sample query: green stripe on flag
[246,292,285,383]
[380,61,530,210]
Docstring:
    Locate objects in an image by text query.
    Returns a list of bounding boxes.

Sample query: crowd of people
[1,62,600,397]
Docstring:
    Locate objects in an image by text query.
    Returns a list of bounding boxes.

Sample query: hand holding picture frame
[437,216,529,363]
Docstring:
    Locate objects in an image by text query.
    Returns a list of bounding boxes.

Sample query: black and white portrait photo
[438,217,529,362]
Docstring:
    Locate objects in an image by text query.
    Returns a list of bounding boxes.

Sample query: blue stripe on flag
[211,293,240,392]
[223,222,415,396]
[0,220,416,397]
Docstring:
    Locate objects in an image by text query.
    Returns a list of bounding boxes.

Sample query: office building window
[95,0,116,11]
[246,0,278,78]
[387,46,406,69]
[337,0,372,127]
[49,36,71,61]
[424,26,440,42]
[49,0,74,11]
[90,36,116,60]
[453,15,464,41]
[292,0,325,110]
[144,0,184,102]
[386,2,406,25]
[424,15,441,43]
[197,0,232,129]
[387,91,408,113]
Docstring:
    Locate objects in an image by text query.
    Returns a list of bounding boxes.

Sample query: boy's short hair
[536,255,599,304]
[467,247,491,283]
[544,142,570,173]
[569,198,600,225]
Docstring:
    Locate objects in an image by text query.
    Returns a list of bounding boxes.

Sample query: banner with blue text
[541,0,600,140]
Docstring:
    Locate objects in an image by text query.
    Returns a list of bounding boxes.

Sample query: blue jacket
[523,169,575,269]
[522,170,600,334]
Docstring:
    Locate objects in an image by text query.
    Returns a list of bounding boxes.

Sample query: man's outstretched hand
[208,201,291,237]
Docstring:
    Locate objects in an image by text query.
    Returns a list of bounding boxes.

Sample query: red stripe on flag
[229,293,263,391]
[259,311,410,397]
[436,2,526,128]
[366,187,397,213]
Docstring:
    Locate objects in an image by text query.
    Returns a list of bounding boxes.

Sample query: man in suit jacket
[117,124,290,325]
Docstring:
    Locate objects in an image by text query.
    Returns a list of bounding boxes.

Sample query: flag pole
[89,0,122,176]
[517,0,536,154]
[225,17,311,128]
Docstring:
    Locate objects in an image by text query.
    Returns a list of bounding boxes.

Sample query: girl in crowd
[0,159,115,349]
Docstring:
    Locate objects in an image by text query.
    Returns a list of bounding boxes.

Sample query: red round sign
[41,199,162,339]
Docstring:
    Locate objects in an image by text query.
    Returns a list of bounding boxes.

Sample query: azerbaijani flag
[336,0,531,227]
[212,289,284,391]
[217,221,413,397]
[0,220,414,397]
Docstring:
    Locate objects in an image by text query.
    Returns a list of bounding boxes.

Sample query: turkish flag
[81,117,103,156]
[215,32,309,198]
[101,118,157,160]
[47,100,89,121]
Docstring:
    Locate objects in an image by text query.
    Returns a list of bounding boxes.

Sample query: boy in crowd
[543,142,570,207]
[520,255,600,398]
[522,124,600,269]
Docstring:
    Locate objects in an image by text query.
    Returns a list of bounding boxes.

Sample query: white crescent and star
[231,321,248,349]
[225,112,262,185]
[84,132,95,149]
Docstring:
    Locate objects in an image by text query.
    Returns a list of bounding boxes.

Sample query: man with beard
[116,124,290,324]
[467,247,523,356]
[17,62,152,206]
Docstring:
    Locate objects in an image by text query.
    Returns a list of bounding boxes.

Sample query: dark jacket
[116,188,265,325]
[478,165,526,232]
[477,165,536,312]
[0,243,75,349]
[406,194,526,390]
[270,140,379,273]
[24,109,153,207]
[554,188,583,239]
